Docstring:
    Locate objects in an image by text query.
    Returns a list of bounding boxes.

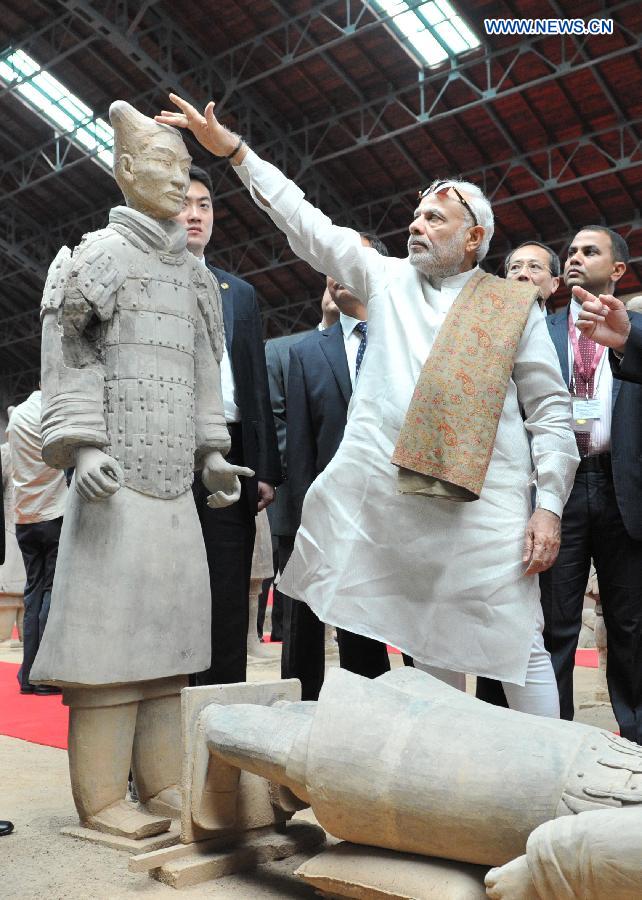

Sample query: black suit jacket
[287,321,352,527]
[265,331,314,536]
[547,306,642,540]
[208,265,281,512]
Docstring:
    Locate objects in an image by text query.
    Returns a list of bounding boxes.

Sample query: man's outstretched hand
[523,508,561,576]
[155,94,247,162]
[575,286,631,351]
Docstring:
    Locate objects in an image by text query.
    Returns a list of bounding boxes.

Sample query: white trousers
[416,614,560,718]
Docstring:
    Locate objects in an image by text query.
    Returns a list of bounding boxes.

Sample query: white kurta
[236,152,578,684]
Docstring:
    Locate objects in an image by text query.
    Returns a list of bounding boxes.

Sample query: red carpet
[0,662,68,749]
[575,648,598,668]
[0,649,601,750]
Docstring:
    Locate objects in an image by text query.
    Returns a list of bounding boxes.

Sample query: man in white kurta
[158,97,579,713]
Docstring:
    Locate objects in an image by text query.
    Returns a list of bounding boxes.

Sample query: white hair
[434,179,494,262]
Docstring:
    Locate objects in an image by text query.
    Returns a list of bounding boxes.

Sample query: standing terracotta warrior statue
[31,101,251,840]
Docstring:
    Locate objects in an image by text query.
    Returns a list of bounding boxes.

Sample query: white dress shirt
[340,312,367,388]
[568,298,612,454]
[6,391,67,524]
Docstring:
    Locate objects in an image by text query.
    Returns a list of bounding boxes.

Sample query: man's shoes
[20,684,62,696]
[0,821,14,836]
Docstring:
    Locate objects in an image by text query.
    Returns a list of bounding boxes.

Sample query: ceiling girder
[1,1,639,202]
[4,116,640,284]
[1,0,640,383]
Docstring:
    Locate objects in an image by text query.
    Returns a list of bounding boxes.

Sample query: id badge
[572,398,601,433]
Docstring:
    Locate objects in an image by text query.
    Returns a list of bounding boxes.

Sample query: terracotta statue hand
[485,856,539,900]
[202,450,254,509]
[574,286,631,351]
[74,447,124,502]
[155,94,248,163]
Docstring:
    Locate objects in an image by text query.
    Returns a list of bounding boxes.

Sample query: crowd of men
[1,120,641,804]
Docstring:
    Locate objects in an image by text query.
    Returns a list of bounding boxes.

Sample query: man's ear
[550,276,560,295]
[611,260,626,286]
[116,153,135,185]
[466,225,484,255]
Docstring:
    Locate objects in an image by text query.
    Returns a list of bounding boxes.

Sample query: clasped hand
[74,447,123,501]
[202,450,254,509]
[523,508,561,576]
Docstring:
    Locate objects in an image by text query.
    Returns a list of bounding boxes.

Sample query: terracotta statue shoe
[144,784,182,819]
[85,799,170,840]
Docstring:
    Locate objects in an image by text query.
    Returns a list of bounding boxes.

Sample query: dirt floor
[0,641,617,900]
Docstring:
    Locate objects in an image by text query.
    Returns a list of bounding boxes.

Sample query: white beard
[408,226,468,280]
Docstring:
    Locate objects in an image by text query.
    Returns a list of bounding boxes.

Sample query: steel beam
[0,365,40,402]
[53,0,363,225]
[2,0,639,201]
[3,114,640,290]
[0,7,94,104]
[209,118,642,278]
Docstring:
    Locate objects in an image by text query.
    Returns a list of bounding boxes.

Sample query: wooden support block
[62,822,180,854]
[148,822,325,889]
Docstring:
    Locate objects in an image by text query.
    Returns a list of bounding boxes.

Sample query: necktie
[354,321,367,380]
[573,331,596,457]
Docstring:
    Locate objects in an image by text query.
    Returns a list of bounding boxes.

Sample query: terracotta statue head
[109,101,192,220]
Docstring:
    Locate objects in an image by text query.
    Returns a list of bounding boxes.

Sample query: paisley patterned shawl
[391,270,538,501]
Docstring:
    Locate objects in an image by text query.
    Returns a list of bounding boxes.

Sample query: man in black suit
[176,165,281,684]
[260,290,340,641]
[542,226,642,743]
[284,235,395,700]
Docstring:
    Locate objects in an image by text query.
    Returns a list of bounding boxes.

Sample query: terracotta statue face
[118,129,192,219]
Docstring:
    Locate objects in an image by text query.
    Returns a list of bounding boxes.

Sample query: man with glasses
[505,241,561,313]
[158,95,579,716]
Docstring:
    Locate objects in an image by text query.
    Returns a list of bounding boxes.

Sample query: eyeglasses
[418,179,479,227]
[506,260,551,276]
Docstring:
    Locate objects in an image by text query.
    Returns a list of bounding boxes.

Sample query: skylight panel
[0,48,114,170]
[371,0,481,67]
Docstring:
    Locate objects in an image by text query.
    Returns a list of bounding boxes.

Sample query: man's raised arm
[156,94,385,307]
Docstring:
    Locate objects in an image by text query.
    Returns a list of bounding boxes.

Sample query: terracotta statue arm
[193,267,230,460]
[487,806,642,899]
[192,276,253,507]
[40,243,120,470]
